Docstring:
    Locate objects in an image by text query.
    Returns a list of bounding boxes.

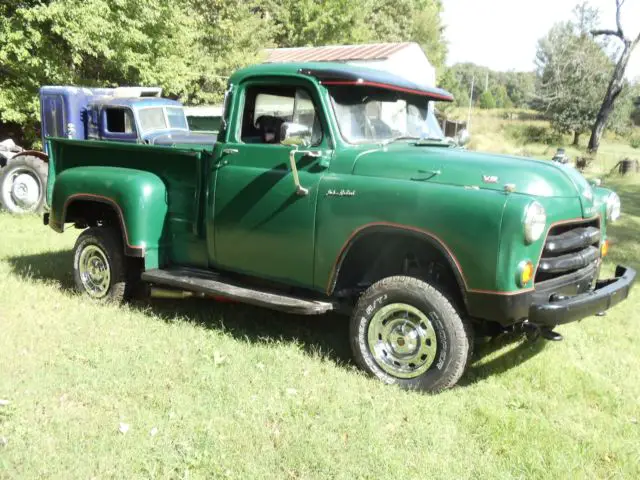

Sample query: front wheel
[73,228,137,303]
[350,276,473,393]
[0,155,48,214]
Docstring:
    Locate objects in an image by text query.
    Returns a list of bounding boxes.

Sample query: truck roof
[92,97,182,108]
[230,62,454,101]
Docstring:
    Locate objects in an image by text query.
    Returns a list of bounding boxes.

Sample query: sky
[441,0,640,79]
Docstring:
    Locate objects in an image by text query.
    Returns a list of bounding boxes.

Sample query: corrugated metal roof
[264,42,414,64]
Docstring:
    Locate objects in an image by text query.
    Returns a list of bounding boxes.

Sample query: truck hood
[352,144,595,215]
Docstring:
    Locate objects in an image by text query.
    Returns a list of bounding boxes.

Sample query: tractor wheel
[0,155,48,214]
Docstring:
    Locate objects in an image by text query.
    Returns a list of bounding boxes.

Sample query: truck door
[209,80,332,287]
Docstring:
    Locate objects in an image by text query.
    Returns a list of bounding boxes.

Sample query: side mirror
[456,128,470,147]
[280,122,311,147]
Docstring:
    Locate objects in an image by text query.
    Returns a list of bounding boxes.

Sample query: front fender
[50,166,168,268]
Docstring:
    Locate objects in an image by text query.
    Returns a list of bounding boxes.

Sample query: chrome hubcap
[2,170,41,212]
[78,245,111,298]
[367,303,438,378]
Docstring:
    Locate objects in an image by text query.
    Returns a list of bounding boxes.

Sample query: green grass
[1,131,640,478]
[447,108,640,174]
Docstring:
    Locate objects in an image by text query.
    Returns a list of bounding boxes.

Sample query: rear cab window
[239,85,322,146]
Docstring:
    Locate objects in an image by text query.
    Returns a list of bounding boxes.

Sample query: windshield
[166,107,188,129]
[137,106,188,133]
[328,85,444,144]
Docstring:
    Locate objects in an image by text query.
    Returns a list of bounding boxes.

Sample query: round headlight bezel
[605,192,621,223]
[524,201,547,244]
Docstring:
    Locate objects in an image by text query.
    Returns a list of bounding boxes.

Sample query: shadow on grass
[8,249,75,290]
[8,250,548,385]
[460,332,547,387]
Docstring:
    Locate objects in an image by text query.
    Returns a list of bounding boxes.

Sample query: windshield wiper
[415,136,450,146]
[380,135,419,146]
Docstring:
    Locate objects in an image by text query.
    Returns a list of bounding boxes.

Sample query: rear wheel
[350,275,473,393]
[73,228,137,303]
[0,155,48,214]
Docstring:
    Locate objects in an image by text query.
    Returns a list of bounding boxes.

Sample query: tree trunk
[588,41,633,153]
[573,131,581,146]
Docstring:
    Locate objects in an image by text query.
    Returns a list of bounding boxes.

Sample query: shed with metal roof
[263,42,436,88]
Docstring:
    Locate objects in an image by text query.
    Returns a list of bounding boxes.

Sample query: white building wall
[345,43,436,88]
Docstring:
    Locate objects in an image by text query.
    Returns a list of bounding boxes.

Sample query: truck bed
[47,138,214,267]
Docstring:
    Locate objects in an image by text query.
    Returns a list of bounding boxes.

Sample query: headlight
[605,192,621,222]
[524,201,546,243]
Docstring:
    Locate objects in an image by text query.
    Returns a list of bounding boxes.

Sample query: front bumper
[528,265,636,327]
[466,264,636,327]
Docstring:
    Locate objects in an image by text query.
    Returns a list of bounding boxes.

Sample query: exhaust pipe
[149,287,237,304]
[150,287,198,299]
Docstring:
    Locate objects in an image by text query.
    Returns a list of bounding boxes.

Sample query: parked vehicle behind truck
[0,86,217,214]
[44,62,635,393]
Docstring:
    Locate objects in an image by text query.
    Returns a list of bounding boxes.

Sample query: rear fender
[1,150,47,168]
[10,150,49,163]
[49,166,168,268]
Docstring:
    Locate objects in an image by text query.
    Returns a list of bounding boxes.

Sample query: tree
[504,72,535,108]
[606,80,640,136]
[478,90,496,109]
[440,63,535,108]
[263,0,447,69]
[261,0,370,49]
[535,6,613,146]
[492,84,513,108]
[438,67,470,107]
[0,0,449,146]
[0,0,271,144]
[588,0,640,152]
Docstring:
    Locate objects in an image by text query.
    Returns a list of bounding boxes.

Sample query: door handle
[411,169,441,181]
[214,148,239,170]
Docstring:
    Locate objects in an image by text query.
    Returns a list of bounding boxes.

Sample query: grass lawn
[1,129,640,478]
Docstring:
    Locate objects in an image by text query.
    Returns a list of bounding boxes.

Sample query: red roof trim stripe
[321,80,454,101]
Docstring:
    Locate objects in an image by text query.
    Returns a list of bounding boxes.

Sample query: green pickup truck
[44,62,635,393]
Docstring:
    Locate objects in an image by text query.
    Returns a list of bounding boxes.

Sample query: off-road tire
[350,275,473,393]
[0,155,48,214]
[72,227,138,303]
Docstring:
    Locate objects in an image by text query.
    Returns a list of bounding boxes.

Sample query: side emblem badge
[327,189,356,197]
[482,175,499,184]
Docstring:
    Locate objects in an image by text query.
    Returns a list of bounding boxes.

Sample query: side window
[240,85,322,146]
[104,107,135,134]
[42,95,65,138]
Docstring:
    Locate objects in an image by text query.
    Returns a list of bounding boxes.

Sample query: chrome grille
[535,219,601,283]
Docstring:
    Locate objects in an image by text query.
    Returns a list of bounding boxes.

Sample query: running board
[141,267,334,315]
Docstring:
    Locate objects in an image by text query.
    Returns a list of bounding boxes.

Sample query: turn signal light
[601,240,609,258]
[518,261,534,287]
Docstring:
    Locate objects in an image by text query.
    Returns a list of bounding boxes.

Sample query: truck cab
[39,86,216,148]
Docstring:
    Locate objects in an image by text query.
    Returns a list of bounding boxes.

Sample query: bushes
[630,136,640,149]
[506,124,564,145]
[479,91,496,109]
